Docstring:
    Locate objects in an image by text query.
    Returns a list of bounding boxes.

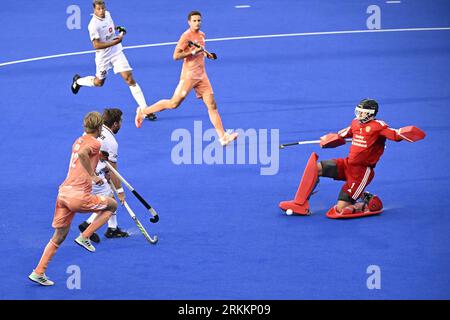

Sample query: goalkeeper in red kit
[279,99,426,219]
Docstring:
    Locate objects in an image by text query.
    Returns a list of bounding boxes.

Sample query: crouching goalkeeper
[279,99,426,219]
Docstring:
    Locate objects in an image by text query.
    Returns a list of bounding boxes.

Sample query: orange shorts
[52,193,109,228]
[174,76,213,99]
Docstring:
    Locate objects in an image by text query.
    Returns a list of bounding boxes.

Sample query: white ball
[286,209,293,215]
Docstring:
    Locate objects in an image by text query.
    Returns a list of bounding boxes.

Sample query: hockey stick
[279,138,352,149]
[188,40,217,59]
[110,182,158,244]
[104,160,159,223]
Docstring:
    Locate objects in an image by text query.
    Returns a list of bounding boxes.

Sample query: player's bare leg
[135,93,185,128]
[120,71,156,121]
[75,197,117,252]
[29,226,71,286]
[203,94,238,146]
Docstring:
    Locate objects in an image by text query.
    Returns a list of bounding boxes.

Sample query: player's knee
[208,102,217,110]
[108,198,118,212]
[94,78,105,87]
[317,162,323,176]
[126,77,136,86]
[52,232,68,245]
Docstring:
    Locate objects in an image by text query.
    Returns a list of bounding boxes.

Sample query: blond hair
[83,111,103,133]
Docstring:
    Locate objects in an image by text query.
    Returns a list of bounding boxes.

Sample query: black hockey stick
[188,40,217,59]
[104,160,159,223]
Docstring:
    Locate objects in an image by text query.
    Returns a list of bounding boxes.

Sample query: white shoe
[219,130,239,146]
[28,270,55,286]
[74,234,96,252]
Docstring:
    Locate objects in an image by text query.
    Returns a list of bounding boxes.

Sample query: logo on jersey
[365,126,371,133]
[109,27,113,33]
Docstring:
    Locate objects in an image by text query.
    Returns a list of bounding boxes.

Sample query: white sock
[129,83,147,109]
[108,213,118,229]
[76,76,95,87]
[86,213,97,224]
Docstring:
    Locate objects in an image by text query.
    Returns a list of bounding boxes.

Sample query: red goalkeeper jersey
[338,119,404,167]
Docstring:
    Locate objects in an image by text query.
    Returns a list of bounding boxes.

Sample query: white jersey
[93,125,118,194]
[88,11,123,60]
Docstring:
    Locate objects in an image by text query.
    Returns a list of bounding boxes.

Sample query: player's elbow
[92,40,102,50]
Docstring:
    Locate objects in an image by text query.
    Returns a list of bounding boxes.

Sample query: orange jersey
[59,135,101,196]
[177,29,207,80]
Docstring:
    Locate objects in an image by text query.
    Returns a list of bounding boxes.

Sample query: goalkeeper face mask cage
[355,99,378,123]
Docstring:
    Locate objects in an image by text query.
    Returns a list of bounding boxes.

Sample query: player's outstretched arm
[381,126,426,142]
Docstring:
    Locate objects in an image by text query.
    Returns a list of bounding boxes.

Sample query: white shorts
[95,51,132,80]
[92,180,113,197]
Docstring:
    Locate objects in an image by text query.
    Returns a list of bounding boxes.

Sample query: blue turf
[1,0,450,299]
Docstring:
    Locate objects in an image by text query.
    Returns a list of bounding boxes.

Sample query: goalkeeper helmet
[355,99,378,123]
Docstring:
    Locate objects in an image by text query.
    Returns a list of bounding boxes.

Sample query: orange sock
[35,240,59,275]
[82,211,112,238]
[208,109,225,138]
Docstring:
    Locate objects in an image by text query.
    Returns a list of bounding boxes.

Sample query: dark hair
[93,0,105,8]
[102,108,122,128]
[188,11,202,20]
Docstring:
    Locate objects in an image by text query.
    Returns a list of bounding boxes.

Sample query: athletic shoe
[135,107,144,128]
[78,221,100,243]
[219,130,239,146]
[104,227,129,238]
[74,234,96,252]
[28,270,54,286]
[145,113,157,121]
[71,74,81,94]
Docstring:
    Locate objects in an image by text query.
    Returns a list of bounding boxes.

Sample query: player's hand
[206,52,217,60]
[93,175,104,186]
[115,26,127,35]
[116,33,124,43]
[117,191,125,205]
[192,47,204,56]
[100,151,109,162]
[319,135,326,147]
[104,170,111,182]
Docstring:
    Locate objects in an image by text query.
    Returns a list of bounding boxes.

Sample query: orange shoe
[135,107,144,128]
[219,130,238,146]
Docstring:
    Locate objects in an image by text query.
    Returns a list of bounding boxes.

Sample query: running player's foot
[145,113,157,121]
[78,221,100,243]
[104,227,129,238]
[28,270,55,286]
[219,130,239,146]
[74,234,96,252]
[71,74,81,94]
[135,107,145,128]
